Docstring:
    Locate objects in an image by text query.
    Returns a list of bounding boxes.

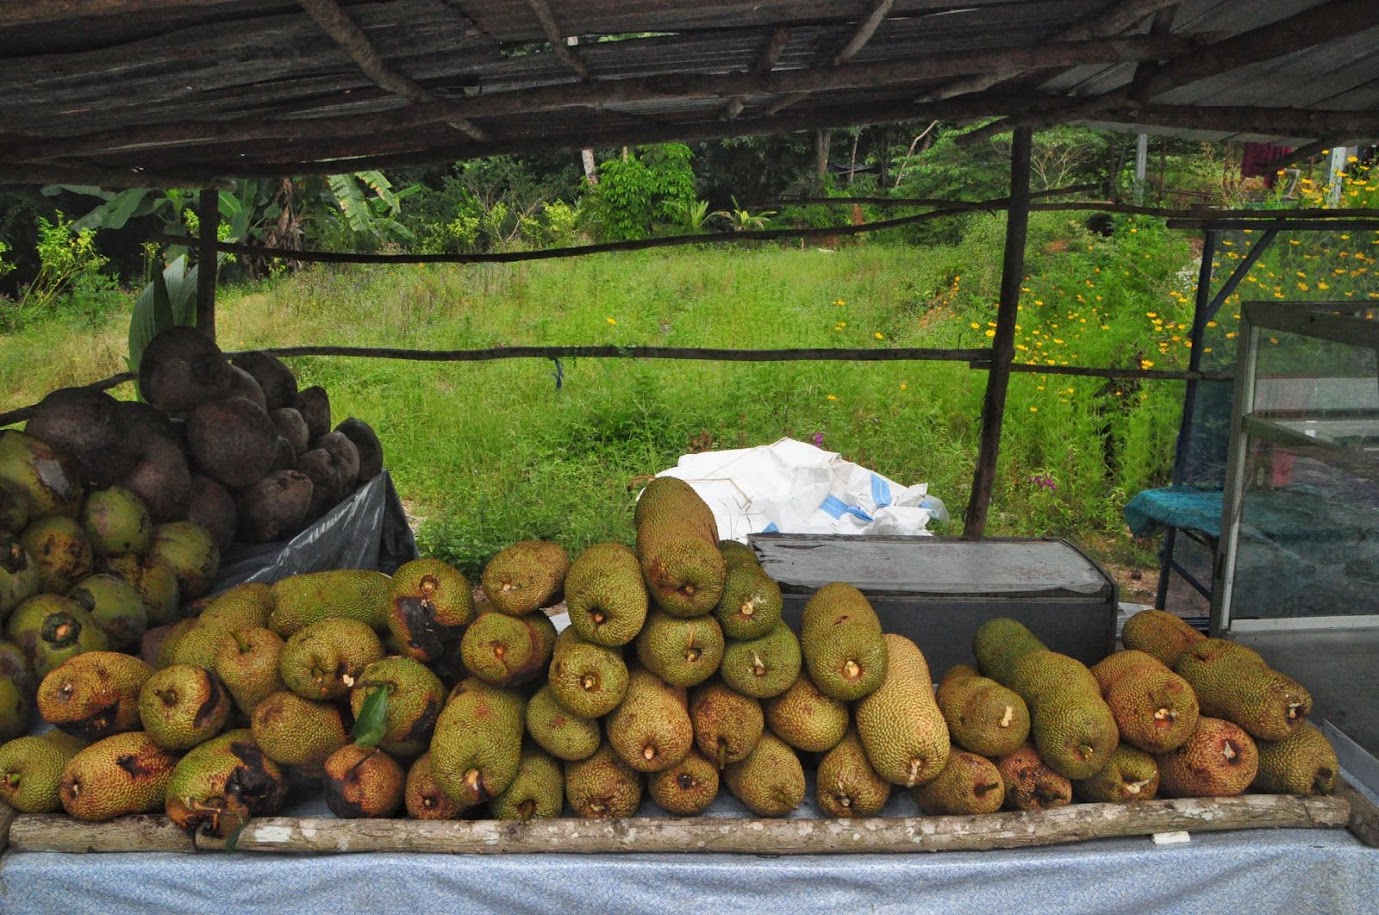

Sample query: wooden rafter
[763,0,894,117]
[525,0,588,80]
[721,27,790,121]
[295,0,488,141]
[0,1,223,27]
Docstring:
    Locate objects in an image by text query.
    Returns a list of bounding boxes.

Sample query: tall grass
[1,218,1198,575]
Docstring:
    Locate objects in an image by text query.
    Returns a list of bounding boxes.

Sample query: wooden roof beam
[0,1,220,27]
[764,0,894,117]
[722,27,790,121]
[296,0,488,141]
[525,0,589,80]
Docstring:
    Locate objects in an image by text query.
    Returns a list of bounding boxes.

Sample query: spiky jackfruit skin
[490,744,564,820]
[719,622,801,699]
[1090,650,1163,693]
[1157,716,1258,798]
[348,657,445,758]
[854,633,950,788]
[763,671,849,753]
[1007,651,1101,706]
[197,582,275,632]
[1174,638,1310,741]
[429,679,526,808]
[0,734,81,812]
[1029,689,1120,781]
[724,731,805,817]
[1120,609,1204,666]
[936,669,1030,758]
[647,749,719,816]
[689,680,764,769]
[816,728,891,818]
[973,617,1046,685]
[565,542,649,647]
[713,566,782,641]
[911,749,1006,815]
[547,629,629,718]
[386,558,475,664]
[799,582,886,701]
[634,478,724,617]
[138,664,231,751]
[634,609,724,687]
[323,745,405,819]
[606,667,693,774]
[565,742,643,818]
[525,684,601,762]
[162,617,235,671]
[1100,660,1199,754]
[995,743,1072,811]
[165,729,287,836]
[268,569,392,637]
[280,618,384,701]
[36,651,152,740]
[59,731,178,821]
[405,752,468,820]
[249,690,349,771]
[1072,744,1159,803]
[717,540,759,573]
[213,626,285,717]
[1252,723,1338,796]
[481,540,569,615]
[461,610,541,686]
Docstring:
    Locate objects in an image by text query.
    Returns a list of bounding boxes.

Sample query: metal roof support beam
[722,27,790,121]
[764,0,893,117]
[296,0,488,141]
[525,0,589,80]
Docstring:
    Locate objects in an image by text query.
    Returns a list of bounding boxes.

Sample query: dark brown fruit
[25,387,135,485]
[187,473,237,553]
[322,745,404,818]
[231,352,298,411]
[165,729,288,837]
[269,436,296,473]
[138,326,233,414]
[236,470,313,543]
[312,432,360,495]
[117,401,180,452]
[996,743,1072,811]
[119,434,192,523]
[297,449,343,518]
[335,418,383,482]
[226,366,268,411]
[188,397,280,491]
[270,408,310,454]
[294,386,331,441]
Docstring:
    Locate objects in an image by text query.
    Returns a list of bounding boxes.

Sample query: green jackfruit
[995,743,1072,811]
[459,610,549,687]
[647,749,718,815]
[635,477,724,617]
[0,733,82,812]
[268,569,391,636]
[972,617,1046,685]
[429,678,526,807]
[349,656,445,758]
[565,542,649,647]
[36,650,151,740]
[1174,638,1310,741]
[548,629,628,718]
[1120,609,1204,666]
[936,669,1030,758]
[1029,689,1120,780]
[606,667,693,774]
[713,565,782,641]
[280,618,385,701]
[1101,658,1198,754]
[564,741,642,818]
[718,540,759,572]
[525,684,600,762]
[197,582,275,632]
[762,671,849,753]
[1252,723,1338,796]
[139,663,232,751]
[165,729,287,836]
[249,690,349,771]
[799,582,886,701]
[386,558,474,663]
[1090,649,1162,693]
[689,679,763,769]
[723,731,804,817]
[719,622,801,699]
[405,751,468,820]
[1006,650,1100,706]
[1072,744,1159,803]
[489,743,563,820]
[59,730,178,821]
[911,748,1005,815]
[1157,716,1258,798]
[854,633,949,787]
[634,608,724,687]
[481,540,569,615]
[161,617,234,671]
[213,626,285,716]
[815,728,890,818]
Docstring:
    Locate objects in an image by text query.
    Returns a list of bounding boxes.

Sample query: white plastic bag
[653,438,948,542]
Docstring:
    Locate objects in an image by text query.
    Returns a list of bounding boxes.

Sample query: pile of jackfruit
[0,477,1338,838]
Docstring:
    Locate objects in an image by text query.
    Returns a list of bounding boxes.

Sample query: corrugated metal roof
[0,0,1375,184]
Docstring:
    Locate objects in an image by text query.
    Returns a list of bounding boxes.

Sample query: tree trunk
[816,129,831,189]
[581,149,598,186]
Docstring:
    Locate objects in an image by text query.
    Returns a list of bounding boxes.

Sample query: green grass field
[1,213,1202,578]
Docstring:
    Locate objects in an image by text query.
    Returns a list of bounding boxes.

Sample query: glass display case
[1214,300,1379,632]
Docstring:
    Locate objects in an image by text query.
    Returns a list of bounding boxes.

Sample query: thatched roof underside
[1,0,1377,185]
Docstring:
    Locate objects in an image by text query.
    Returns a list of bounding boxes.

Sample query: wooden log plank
[524,0,588,80]
[0,798,16,853]
[0,0,233,27]
[4,795,1351,855]
[1336,778,1379,848]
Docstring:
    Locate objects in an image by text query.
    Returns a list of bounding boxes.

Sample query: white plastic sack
[652,437,948,542]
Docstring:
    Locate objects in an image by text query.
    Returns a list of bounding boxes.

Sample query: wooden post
[196,186,218,341]
[964,127,1033,538]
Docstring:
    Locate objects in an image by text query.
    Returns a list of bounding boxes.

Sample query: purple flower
[1028,474,1057,491]
[812,431,826,448]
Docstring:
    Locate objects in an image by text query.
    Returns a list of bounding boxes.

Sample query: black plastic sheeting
[211,471,417,595]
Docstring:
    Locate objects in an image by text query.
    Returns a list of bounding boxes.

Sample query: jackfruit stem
[999,705,1013,728]
[156,687,179,707]
[592,612,606,625]
[685,647,702,663]
[842,660,861,681]
[1287,702,1303,719]
[1222,740,1239,762]
[1154,707,1175,721]
[580,674,598,691]
[419,575,439,596]
[4,773,18,787]
[643,745,657,761]
[906,759,921,787]
[738,601,755,618]
[751,652,766,676]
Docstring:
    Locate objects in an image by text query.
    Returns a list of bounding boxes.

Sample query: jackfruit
[67,573,147,652]
[1100,657,1198,754]
[713,565,782,641]
[854,633,949,787]
[1029,689,1120,780]
[689,679,764,769]
[139,664,232,751]
[197,582,275,632]
[0,732,82,812]
[762,671,849,753]
[647,749,719,815]
[490,743,563,820]
[972,617,1046,685]
[1120,609,1204,666]
[719,621,801,699]
[21,515,93,594]
[723,731,805,817]
[79,485,154,558]
[348,657,445,758]
[481,540,569,615]
[1174,638,1310,741]
[103,552,181,626]
[36,650,151,740]
[634,608,724,687]
[405,751,468,819]
[911,749,1005,815]
[165,729,288,837]
[213,626,285,716]
[323,744,405,818]
[815,728,891,818]
[268,568,391,636]
[149,521,220,600]
[1090,649,1162,694]
[635,477,724,617]
[565,542,649,646]
[1072,744,1159,803]
[1006,650,1100,706]
[0,535,41,617]
[1252,722,1338,796]
[249,690,349,770]
[386,558,474,664]
[995,743,1072,811]
[59,730,178,821]
[799,582,887,701]
[459,610,548,687]
[280,617,384,701]
[564,741,642,818]
[547,629,629,718]
[1157,716,1258,798]
[429,678,526,807]
[935,669,1030,758]
[525,684,601,762]
[717,540,759,573]
[606,666,693,774]
[161,618,234,671]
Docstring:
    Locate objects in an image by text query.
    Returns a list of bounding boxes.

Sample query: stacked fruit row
[0,479,1339,837]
